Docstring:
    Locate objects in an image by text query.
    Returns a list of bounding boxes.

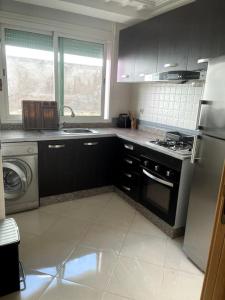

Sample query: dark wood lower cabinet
[38,137,117,197]
[38,140,75,197]
[74,137,117,191]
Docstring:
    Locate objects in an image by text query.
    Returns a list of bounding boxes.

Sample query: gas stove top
[148,131,194,156]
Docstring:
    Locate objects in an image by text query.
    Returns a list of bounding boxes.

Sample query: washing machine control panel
[2,142,38,156]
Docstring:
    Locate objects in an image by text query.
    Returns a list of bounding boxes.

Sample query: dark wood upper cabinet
[188,0,225,70]
[157,4,193,73]
[134,18,159,81]
[117,27,137,82]
[117,0,225,81]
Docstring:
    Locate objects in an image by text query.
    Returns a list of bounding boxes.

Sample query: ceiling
[14,0,194,24]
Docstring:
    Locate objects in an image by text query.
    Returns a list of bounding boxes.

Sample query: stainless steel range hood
[144,70,206,83]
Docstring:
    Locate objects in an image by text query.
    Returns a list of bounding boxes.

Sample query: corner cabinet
[38,137,117,197]
[117,0,225,82]
[73,137,117,191]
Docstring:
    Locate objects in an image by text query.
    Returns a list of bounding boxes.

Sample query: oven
[140,155,180,226]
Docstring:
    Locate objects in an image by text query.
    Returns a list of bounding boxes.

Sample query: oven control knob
[144,160,149,167]
[154,165,160,172]
[166,170,172,177]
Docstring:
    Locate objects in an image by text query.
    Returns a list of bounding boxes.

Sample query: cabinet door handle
[48,144,65,149]
[124,172,132,178]
[124,144,134,151]
[122,185,131,192]
[164,63,178,68]
[121,74,129,79]
[83,142,98,146]
[124,158,133,165]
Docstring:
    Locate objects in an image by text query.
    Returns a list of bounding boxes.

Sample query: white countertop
[0,128,191,160]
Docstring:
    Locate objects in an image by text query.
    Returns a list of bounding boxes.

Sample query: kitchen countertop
[0,128,191,160]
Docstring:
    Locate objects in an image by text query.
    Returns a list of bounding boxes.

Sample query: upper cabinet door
[134,18,159,81]
[117,27,137,82]
[188,0,225,70]
[157,5,192,73]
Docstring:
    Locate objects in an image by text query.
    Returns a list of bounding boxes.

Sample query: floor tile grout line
[36,270,56,300]
[117,208,138,256]
[103,208,138,295]
[101,291,135,300]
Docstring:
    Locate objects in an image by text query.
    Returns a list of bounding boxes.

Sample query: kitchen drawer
[118,170,141,201]
[119,139,141,156]
[122,155,141,173]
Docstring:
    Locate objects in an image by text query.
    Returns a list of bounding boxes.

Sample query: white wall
[131,81,204,130]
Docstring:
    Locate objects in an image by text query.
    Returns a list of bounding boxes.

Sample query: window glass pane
[5,29,54,116]
[59,37,104,117]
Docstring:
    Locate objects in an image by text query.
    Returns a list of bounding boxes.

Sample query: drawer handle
[124,158,133,165]
[164,63,178,68]
[124,144,134,151]
[121,74,130,79]
[48,144,65,149]
[83,142,98,146]
[122,185,131,192]
[124,172,132,178]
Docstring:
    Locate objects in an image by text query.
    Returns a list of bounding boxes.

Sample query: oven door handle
[143,169,174,188]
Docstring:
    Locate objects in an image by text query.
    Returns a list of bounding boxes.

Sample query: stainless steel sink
[62,128,98,134]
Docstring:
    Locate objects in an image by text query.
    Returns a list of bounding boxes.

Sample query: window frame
[0,26,109,124]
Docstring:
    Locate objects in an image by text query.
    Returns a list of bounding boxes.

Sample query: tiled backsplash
[131,82,205,130]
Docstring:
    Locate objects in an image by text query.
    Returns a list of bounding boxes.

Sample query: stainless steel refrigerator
[183,55,225,272]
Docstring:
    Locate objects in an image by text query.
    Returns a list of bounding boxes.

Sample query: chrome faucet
[61,105,76,117]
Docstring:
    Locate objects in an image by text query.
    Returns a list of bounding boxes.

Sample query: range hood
[144,70,206,83]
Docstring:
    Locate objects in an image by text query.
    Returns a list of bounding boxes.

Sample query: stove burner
[150,138,193,153]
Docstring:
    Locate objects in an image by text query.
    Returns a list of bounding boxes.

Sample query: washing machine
[2,142,39,214]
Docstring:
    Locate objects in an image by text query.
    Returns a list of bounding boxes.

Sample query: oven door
[141,168,179,226]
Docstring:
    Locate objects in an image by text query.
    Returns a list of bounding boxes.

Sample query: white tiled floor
[4,192,204,300]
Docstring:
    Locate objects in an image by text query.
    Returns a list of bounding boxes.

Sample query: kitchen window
[3,29,54,117]
[58,37,105,117]
[0,28,108,122]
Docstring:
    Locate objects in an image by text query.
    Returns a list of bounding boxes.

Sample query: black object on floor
[0,218,21,296]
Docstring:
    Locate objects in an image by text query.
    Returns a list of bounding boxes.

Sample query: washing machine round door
[3,159,32,200]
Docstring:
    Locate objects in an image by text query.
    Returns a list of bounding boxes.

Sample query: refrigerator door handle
[197,100,212,130]
[191,135,201,164]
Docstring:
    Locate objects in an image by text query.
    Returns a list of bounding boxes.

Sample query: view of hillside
[6,54,102,116]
